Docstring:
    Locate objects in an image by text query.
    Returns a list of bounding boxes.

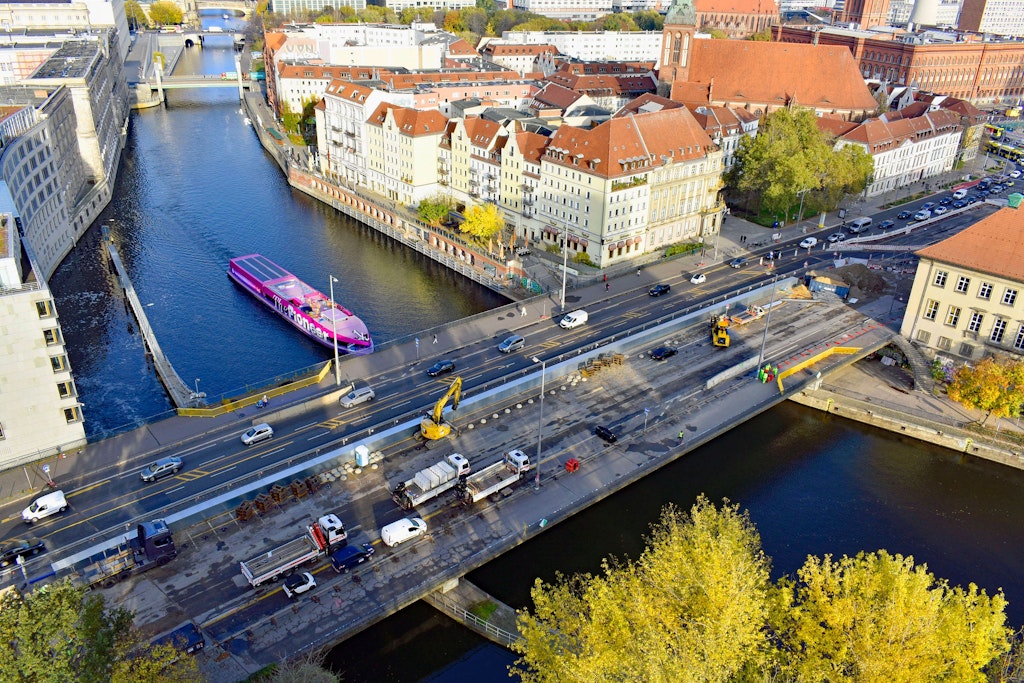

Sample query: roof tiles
[916,207,1024,282]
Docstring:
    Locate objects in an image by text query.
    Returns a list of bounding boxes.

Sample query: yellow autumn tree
[458,202,505,251]
[947,356,1024,426]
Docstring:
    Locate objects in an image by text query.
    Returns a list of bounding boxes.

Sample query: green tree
[462,7,489,35]
[459,203,505,249]
[947,357,1024,426]
[513,498,774,683]
[634,10,664,30]
[0,581,202,683]
[777,551,1010,682]
[748,28,772,40]
[148,0,183,26]
[707,27,727,39]
[418,195,451,226]
[600,13,638,31]
[124,0,148,29]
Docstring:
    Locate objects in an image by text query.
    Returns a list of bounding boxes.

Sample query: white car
[241,423,274,446]
[799,237,818,249]
[559,310,589,329]
[914,209,932,221]
[380,517,427,547]
[1010,170,1021,179]
[826,232,846,243]
[933,206,948,216]
[282,572,316,598]
[340,386,375,408]
[689,273,706,285]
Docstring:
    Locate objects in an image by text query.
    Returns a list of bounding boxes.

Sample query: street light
[559,215,569,312]
[755,274,780,378]
[531,356,546,490]
[194,378,200,396]
[329,275,341,386]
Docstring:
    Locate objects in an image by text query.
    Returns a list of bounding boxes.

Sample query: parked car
[649,346,678,361]
[515,247,531,257]
[933,206,948,216]
[282,572,316,598]
[939,196,953,205]
[331,543,375,573]
[921,202,935,211]
[1006,179,1015,187]
[559,310,589,329]
[896,210,913,220]
[427,359,456,376]
[952,200,967,209]
[241,423,274,446]
[140,456,183,483]
[497,335,526,353]
[380,517,427,547]
[827,232,846,243]
[0,537,45,567]
[690,273,706,285]
[952,189,968,200]
[594,425,618,443]
[799,237,818,249]
[648,283,672,297]
[913,209,932,221]
[729,257,748,269]
[340,386,375,408]
[1010,169,1021,178]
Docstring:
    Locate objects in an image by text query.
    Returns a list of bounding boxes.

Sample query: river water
[45,40,1024,682]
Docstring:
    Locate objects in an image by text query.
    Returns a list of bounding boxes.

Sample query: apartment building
[958,0,1024,38]
[695,0,780,38]
[902,203,1024,361]
[439,117,505,207]
[0,0,131,62]
[509,0,614,20]
[0,206,86,468]
[364,103,448,205]
[479,43,558,75]
[497,30,664,63]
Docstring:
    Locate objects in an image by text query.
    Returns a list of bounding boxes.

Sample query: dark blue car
[427,359,456,377]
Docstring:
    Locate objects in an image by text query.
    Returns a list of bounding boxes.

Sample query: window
[955,276,971,293]
[945,306,961,327]
[63,407,82,424]
[49,355,67,373]
[937,336,952,350]
[1003,288,1018,306]
[923,300,939,320]
[57,381,75,399]
[916,330,931,344]
[1015,324,1024,351]
[959,342,975,357]
[967,312,984,333]
[43,328,61,346]
[933,270,948,287]
[979,282,993,299]
[991,318,1007,343]
[36,300,53,318]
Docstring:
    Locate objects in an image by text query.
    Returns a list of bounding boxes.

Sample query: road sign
[42,464,50,474]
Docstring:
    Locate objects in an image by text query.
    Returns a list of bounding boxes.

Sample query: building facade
[509,0,615,20]
[497,30,664,63]
[694,0,780,38]
[364,103,448,205]
[0,206,86,468]
[902,203,1024,361]
[841,0,891,28]
[958,0,1024,38]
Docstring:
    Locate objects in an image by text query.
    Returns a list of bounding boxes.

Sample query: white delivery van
[559,309,589,329]
[847,217,872,233]
[380,517,427,547]
[22,490,68,524]
[952,189,967,200]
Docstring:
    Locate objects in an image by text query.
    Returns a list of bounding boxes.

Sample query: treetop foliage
[148,0,183,27]
[459,202,504,241]
[947,356,1024,425]
[513,496,1012,683]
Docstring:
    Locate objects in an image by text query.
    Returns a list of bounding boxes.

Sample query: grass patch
[469,600,499,621]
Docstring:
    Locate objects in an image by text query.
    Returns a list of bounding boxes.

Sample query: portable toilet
[354,444,370,467]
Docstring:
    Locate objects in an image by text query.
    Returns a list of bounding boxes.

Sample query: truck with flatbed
[729,300,784,326]
[73,520,178,590]
[392,453,470,509]
[455,450,533,504]
[239,514,347,588]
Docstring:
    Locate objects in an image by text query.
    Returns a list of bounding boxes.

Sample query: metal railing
[423,590,521,648]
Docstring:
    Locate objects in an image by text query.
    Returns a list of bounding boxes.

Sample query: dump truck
[239,514,347,588]
[392,453,470,509]
[455,450,533,504]
[73,520,178,590]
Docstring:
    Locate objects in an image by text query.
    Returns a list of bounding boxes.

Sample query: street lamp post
[559,216,569,312]
[329,275,341,386]
[755,274,780,377]
[796,188,809,223]
[532,356,546,490]
[194,378,200,396]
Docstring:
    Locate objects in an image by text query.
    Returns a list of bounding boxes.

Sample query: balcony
[344,130,356,138]
[611,176,648,192]
[523,198,534,206]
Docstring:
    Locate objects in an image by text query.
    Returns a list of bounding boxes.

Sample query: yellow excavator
[419,376,462,447]
[711,315,731,348]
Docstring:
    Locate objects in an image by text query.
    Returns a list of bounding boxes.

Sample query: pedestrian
[606,282,610,291]
[637,268,641,277]
[603,274,607,283]
[678,431,685,442]
[432,334,438,344]
[521,306,527,317]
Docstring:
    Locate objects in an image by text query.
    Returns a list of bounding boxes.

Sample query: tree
[124,0,148,30]
[459,202,505,249]
[707,27,728,39]
[947,357,1024,426]
[776,551,1010,682]
[148,0,183,26]
[462,7,489,35]
[748,28,772,40]
[512,498,775,683]
[0,581,202,683]
[634,10,664,31]
[417,195,451,226]
[599,13,638,31]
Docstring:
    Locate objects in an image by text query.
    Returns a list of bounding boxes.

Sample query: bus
[984,123,1004,140]
[985,140,1023,162]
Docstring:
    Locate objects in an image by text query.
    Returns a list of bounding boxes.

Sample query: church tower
[658,0,697,97]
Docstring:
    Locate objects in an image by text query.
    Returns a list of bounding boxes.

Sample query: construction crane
[711,315,731,348]
[419,376,462,447]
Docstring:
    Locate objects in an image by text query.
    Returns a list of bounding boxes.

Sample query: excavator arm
[421,377,462,443]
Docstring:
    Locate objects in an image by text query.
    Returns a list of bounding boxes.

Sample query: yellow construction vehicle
[419,376,462,447]
[711,315,731,348]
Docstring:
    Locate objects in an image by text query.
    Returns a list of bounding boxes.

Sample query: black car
[896,210,912,220]
[939,196,953,205]
[0,538,45,567]
[952,200,967,209]
[649,346,678,361]
[729,257,748,269]
[648,283,672,297]
[877,220,895,231]
[594,425,618,443]
[426,359,456,376]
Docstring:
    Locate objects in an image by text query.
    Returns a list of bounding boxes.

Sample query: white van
[340,386,375,408]
[559,310,589,329]
[847,217,872,233]
[380,517,427,547]
[952,189,967,200]
[22,490,68,524]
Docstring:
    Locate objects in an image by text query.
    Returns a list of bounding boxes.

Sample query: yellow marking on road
[319,417,347,430]
[539,340,560,349]
[620,311,644,319]
[177,470,209,481]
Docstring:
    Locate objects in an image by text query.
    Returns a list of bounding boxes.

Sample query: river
[44,36,1024,683]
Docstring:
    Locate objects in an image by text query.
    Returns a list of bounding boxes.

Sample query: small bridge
[146,74,256,90]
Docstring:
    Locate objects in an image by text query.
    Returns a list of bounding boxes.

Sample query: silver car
[497,335,525,353]
[141,456,183,482]
[340,386,375,408]
[241,423,274,446]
